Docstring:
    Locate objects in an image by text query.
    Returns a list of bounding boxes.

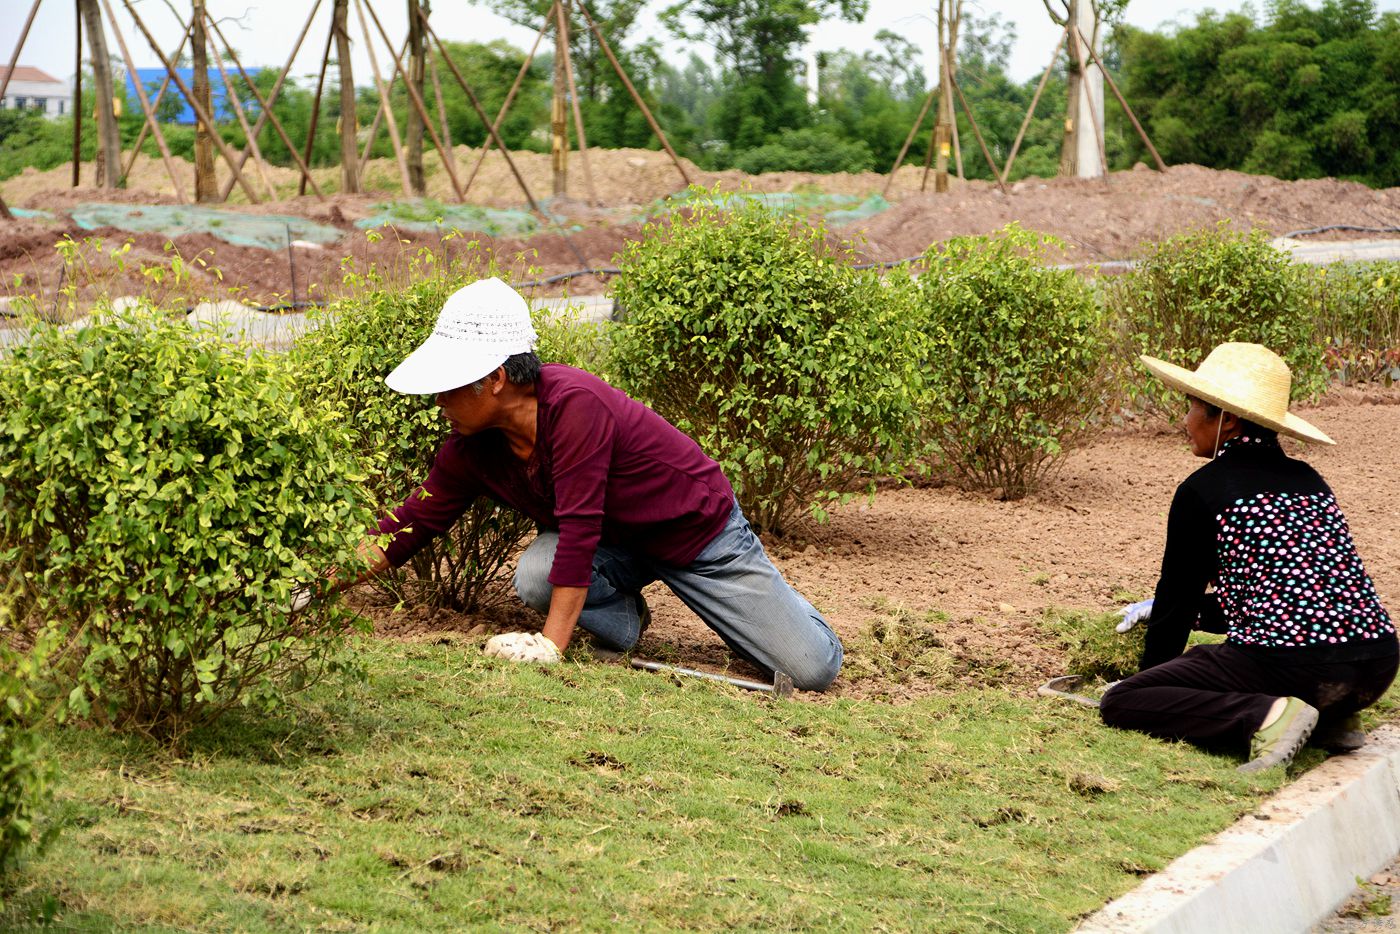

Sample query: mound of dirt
[3,154,1398,309]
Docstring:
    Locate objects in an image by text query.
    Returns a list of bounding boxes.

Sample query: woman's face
[1183,396,1224,458]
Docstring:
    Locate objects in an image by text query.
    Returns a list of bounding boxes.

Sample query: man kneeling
[350,278,842,691]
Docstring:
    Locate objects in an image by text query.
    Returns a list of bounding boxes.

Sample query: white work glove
[276,586,314,615]
[483,632,561,664]
[1115,598,1154,633]
[288,587,313,612]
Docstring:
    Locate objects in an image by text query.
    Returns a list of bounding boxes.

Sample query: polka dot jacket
[1140,433,1396,671]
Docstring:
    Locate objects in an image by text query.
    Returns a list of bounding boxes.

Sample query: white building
[1,66,73,118]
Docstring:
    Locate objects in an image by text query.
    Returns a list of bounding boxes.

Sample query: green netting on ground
[68,203,342,250]
[651,190,891,224]
[11,208,56,221]
[356,200,538,236]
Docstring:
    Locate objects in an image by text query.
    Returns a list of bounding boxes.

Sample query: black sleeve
[1196,592,1228,634]
[1141,482,1216,670]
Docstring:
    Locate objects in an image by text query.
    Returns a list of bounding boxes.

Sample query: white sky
[5,0,1400,91]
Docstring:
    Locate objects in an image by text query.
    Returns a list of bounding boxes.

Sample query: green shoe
[1313,713,1367,753]
[1239,698,1319,774]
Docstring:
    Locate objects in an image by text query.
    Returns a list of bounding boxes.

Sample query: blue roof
[124,67,262,125]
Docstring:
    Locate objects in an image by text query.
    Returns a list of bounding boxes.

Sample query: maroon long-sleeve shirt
[377,364,735,588]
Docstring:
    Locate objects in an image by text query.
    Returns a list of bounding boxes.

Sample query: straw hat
[1140,342,1334,445]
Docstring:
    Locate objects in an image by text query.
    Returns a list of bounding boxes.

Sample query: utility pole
[76,0,122,188]
[333,0,359,193]
[190,0,216,201]
[405,0,427,195]
[551,0,568,198]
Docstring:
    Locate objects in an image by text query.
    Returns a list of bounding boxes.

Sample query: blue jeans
[513,500,844,691]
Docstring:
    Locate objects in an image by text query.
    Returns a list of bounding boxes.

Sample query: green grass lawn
[4,637,1295,933]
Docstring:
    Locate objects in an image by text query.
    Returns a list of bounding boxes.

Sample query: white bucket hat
[386,277,537,395]
[1140,342,1334,445]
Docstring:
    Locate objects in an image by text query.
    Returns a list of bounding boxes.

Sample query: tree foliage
[1116,0,1400,186]
[3,0,1398,188]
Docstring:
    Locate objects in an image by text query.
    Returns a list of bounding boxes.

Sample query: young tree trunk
[76,0,122,188]
[932,0,960,194]
[334,0,359,193]
[405,0,426,196]
[191,0,217,201]
[1059,0,1103,177]
[551,2,569,198]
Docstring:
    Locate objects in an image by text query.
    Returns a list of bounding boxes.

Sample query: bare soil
[356,388,1400,702]
[4,153,1399,311]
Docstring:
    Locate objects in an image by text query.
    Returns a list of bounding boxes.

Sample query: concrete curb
[1077,725,1400,934]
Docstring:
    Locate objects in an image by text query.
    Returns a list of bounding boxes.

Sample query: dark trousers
[1100,643,1399,751]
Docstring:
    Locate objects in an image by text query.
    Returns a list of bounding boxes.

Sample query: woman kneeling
[1101,343,1397,773]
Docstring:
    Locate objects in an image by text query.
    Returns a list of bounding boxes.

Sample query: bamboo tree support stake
[358,38,408,170]
[1,0,45,113]
[1068,23,1110,188]
[205,14,327,199]
[405,0,427,196]
[299,22,334,197]
[205,21,278,199]
[948,48,964,180]
[951,105,964,178]
[882,84,937,198]
[99,0,190,203]
[949,74,1008,195]
[121,20,193,182]
[217,0,323,200]
[354,0,413,195]
[120,0,262,202]
[559,1,599,206]
[1001,25,1066,185]
[575,0,691,187]
[461,10,550,197]
[72,0,83,186]
[419,12,541,212]
[1075,24,1166,172]
[920,121,937,192]
[360,0,465,201]
[430,57,455,176]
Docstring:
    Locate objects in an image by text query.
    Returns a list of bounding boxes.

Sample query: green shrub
[291,253,601,610]
[909,225,1110,500]
[0,639,56,890]
[608,194,929,534]
[0,306,376,740]
[733,127,876,175]
[1311,261,1400,385]
[1109,225,1327,412]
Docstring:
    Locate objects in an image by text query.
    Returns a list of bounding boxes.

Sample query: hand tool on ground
[594,649,793,697]
[1037,674,1108,708]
